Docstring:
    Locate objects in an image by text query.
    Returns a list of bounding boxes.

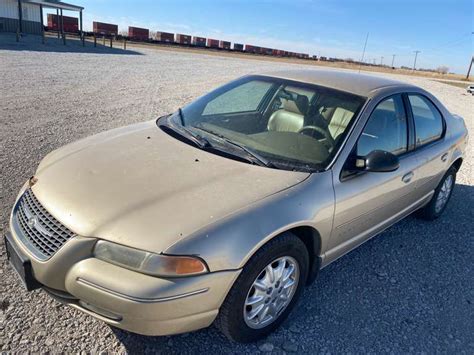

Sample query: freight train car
[207,38,219,48]
[219,40,231,50]
[244,44,260,54]
[272,49,285,56]
[47,14,78,33]
[233,43,244,51]
[128,26,149,41]
[156,31,174,43]
[93,21,118,36]
[175,33,192,45]
[192,36,206,47]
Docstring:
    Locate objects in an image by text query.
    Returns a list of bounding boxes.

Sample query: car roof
[258,69,417,97]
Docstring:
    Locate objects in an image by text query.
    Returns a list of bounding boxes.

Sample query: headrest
[295,94,309,115]
[282,94,309,115]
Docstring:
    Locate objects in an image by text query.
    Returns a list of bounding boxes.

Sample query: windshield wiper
[192,126,275,168]
[162,112,210,149]
[181,126,211,149]
[222,137,274,168]
[178,107,186,125]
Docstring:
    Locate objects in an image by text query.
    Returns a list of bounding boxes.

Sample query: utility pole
[467,34,474,79]
[380,56,384,65]
[391,54,396,68]
[17,0,23,34]
[413,50,421,70]
[467,56,474,80]
[358,32,369,73]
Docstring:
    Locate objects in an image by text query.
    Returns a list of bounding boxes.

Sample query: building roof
[260,69,417,97]
[25,0,84,11]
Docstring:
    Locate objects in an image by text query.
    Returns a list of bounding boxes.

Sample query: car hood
[31,120,309,254]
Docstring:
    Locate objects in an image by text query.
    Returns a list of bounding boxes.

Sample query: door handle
[441,153,448,162]
[402,172,414,183]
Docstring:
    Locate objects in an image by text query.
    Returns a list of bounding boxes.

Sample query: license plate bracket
[4,233,41,291]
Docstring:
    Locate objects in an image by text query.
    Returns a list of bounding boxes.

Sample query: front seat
[327,107,354,141]
[267,95,308,133]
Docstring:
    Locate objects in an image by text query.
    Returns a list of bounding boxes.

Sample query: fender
[165,171,335,272]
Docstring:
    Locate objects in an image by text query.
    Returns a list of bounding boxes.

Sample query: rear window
[408,95,443,146]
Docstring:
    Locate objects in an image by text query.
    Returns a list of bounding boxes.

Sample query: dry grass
[121,39,471,81]
[45,32,471,82]
[433,80,471,89]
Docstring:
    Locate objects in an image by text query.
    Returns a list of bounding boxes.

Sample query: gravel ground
[0,34,473,353]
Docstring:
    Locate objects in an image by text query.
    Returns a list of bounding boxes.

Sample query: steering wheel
[298,125,335,147]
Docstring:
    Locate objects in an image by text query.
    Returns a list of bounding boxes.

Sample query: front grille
[14,189,75,260]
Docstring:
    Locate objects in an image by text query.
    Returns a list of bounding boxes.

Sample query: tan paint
[6,71,468,336]
[33,120,308,255]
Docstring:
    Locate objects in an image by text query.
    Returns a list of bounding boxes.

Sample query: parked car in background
[466,85,474,94]
[4,70,468,342]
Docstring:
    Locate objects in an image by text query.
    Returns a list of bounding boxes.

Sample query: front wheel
[215,232,309,342]
[416,166,456,220]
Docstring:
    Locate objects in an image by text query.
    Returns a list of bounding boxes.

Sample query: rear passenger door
[406,94,449,197]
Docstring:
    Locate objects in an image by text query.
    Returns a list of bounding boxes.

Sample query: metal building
[0,0,84,35]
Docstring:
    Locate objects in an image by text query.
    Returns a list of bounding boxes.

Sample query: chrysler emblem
[27,215,38,228]
[23,205,53,237]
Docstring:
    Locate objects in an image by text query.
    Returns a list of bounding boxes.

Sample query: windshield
[162,75,366,171]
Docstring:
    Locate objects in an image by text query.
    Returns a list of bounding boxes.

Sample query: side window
[408,95,443,146]
[202,80,272,115]
[357,95,408,156]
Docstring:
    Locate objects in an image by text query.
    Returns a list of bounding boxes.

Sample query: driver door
[328,94,422,255]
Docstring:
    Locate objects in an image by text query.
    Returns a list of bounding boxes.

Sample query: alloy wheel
[435,175,453,213]
[243,256,300,329]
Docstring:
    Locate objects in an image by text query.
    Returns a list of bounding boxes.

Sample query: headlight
[93,240,208,277]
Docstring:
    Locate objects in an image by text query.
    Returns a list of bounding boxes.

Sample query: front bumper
[5,229,241,336]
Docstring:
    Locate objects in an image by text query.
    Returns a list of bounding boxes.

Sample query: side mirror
[355,150,399,172]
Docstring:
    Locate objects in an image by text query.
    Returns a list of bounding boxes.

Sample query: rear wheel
[215,232,309,342]
[416,166,456,220]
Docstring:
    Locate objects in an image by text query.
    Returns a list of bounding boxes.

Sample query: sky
[47,0,473,73]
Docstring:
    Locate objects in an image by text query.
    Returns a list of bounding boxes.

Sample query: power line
[422,32,472,54]
[363,33,470,71]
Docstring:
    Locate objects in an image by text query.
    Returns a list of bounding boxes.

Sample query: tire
[416,166,456,220]
[215,232,309,343]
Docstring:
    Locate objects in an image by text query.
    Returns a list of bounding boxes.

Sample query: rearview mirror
[355,150,399,172]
